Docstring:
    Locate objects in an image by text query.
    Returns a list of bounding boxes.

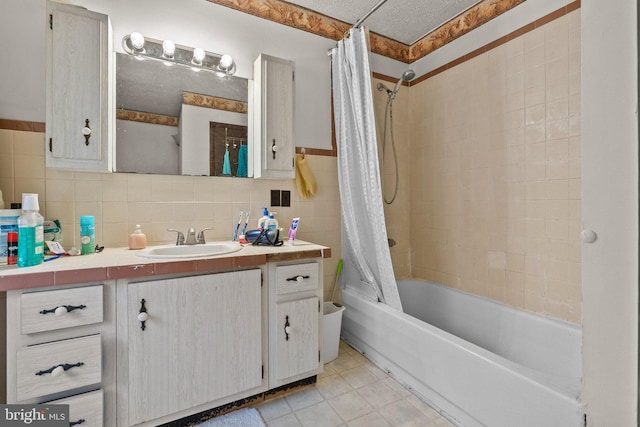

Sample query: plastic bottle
[80,215,95,255]
[17,193,44,267]
[7,231,17,265]
[128,224,147,250]
[265,212,278,232]
[257,207,269,230]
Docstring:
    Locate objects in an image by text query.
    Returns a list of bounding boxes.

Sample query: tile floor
[256,340,456,427]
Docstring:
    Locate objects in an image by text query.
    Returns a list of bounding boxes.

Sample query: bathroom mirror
[115,52,250,176]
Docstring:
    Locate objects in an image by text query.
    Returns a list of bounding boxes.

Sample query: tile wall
[401,10,582,323]
[0,131,341,299]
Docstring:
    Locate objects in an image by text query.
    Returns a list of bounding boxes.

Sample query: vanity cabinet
[268,261,323,387]
[5,283,114,426]
[252,54,295,179]
[45,1,112,171]
[117,269,265,426]
[1,248,327,426]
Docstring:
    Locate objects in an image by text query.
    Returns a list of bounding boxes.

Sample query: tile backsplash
[0,130,341,300]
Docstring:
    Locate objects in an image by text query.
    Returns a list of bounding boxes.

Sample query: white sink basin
[135,242,242,259]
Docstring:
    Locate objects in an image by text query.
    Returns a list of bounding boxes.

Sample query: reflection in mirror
[115,52,249,176]
[210,123,248,177]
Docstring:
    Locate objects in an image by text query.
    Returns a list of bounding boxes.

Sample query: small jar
[80,215,95,255]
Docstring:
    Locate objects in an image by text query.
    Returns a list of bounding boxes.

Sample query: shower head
[391,69,416,94]
[377,69,416,101]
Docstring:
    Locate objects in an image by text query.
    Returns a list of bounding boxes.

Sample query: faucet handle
[167,228,185,246]
[197,227,213,244]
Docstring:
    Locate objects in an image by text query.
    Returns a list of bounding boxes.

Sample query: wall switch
[270,189,281,207]
[281,190,291,207]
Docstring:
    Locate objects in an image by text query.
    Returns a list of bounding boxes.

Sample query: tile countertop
[0,241,331,292]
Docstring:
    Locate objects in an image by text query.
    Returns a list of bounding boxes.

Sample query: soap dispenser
[257,207,269,230]
[128,224,147,250]
[265,212,278,232]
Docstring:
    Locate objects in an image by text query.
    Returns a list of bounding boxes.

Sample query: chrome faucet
[167,228,185,245]
[167,227,213,245]
[185,228,198,245]
[197,227,213,244]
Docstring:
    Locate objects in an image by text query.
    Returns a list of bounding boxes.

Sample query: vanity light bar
[122,33,236,76]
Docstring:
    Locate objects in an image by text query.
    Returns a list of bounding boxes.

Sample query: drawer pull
[286,275,310,282]
[35,362,84,377]
[284,315,291,341]
[39,304,87,316]
[70,420,85,426]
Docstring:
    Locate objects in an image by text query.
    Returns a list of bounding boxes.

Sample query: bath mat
[194,408,265,427]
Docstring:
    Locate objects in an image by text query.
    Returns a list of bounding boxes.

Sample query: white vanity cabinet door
[274,297,319,384]
[253,54,295,179]
[46,1,112,171]
[126,270,263,426]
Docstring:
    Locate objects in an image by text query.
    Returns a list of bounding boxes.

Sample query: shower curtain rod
[352,0,389,29]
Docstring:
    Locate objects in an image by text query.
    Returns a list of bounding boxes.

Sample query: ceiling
[208,0,527,63]
[284,0,481,45]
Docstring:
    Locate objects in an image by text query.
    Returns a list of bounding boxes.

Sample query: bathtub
[341,279,583,427]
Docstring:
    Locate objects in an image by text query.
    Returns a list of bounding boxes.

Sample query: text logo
[1,405,68,426]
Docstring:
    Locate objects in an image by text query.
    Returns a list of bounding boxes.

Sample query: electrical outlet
[270,189,281,207]
[281,190,291,207]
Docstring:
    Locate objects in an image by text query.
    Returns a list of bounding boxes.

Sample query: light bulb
[192,47,205,65]
[162,40,175,58]
[219,54,233,70]
[130,32,145,50]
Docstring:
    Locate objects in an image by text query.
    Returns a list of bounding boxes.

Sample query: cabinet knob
[284,315,291,341]
[272,139,278,159]
[40,304,87,316]
[35,362,84,377]
[82,118,92,146]
[51,366,64,377]
[139,299,148,330]
[286,274,310,283]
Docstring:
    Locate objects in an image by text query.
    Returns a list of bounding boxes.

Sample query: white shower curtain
[331,27,402,311]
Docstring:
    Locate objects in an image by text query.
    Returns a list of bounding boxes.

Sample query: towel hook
[301,147,305,159]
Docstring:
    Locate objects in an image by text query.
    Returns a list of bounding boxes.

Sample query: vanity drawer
[47,390,103,427]
[21,285,103,334]
[16,334,101,401]
[275,263,319,295]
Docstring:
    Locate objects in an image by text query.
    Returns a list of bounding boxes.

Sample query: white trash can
[323,302,345,363]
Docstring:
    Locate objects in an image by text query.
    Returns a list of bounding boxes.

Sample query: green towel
[236,145,248,177]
